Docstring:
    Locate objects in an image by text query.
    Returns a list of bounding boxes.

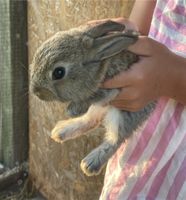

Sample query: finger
[87,18,125,26]
[128,36,154,56]
[110,99,145,112]
[109,100,136,112]
[113,87,135,101]
[101,70,132,88]
[87,18,110,25]
[111,18,138,31]
[110,99,132,106]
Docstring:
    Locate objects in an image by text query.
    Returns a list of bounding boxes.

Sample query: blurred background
[0,0,134,199]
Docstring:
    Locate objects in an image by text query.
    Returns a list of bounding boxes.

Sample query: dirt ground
[0,180,46,200]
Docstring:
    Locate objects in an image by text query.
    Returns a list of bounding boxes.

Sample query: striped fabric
[100,0,186,199]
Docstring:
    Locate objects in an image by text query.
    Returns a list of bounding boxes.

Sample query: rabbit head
[30,20,137,103]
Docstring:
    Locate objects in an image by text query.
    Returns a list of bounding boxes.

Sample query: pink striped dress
[100,0,186,199]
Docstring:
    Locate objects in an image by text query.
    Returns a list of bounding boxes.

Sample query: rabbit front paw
[51,120,74,143]
[50,120,82,143]
[50,117,96,143]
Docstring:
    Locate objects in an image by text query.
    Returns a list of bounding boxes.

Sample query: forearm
[129,0,156,35]
[166,54,186,105]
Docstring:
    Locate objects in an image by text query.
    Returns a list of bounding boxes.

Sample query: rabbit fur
[30,21,155,176]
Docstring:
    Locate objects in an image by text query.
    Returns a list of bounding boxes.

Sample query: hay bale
[28,0,134,199]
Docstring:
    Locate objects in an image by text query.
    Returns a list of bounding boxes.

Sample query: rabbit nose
[32,85,54,101]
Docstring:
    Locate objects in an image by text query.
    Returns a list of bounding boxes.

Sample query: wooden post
[0,0,28,168]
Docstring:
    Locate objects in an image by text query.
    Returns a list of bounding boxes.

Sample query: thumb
[128,36,153,56]
[102,70,132,88]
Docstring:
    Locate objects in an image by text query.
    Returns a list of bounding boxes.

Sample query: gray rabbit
[30,21,155,176]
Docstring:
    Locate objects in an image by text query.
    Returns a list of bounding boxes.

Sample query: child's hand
[102,36,185,111]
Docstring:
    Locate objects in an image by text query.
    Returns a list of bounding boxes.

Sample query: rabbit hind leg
[80,106,124,176]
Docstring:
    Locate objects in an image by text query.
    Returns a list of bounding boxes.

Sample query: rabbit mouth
[31,84,58,102]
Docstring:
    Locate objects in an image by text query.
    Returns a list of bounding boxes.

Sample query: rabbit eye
[52,67,65,80]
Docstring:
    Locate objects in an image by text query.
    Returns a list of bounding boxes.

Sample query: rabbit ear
[92,31,138,61]
[86,20,125,38]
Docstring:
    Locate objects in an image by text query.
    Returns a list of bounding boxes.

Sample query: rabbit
[30,20,156,176]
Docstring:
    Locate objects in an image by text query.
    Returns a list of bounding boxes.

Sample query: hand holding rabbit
[103,36,186,110]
